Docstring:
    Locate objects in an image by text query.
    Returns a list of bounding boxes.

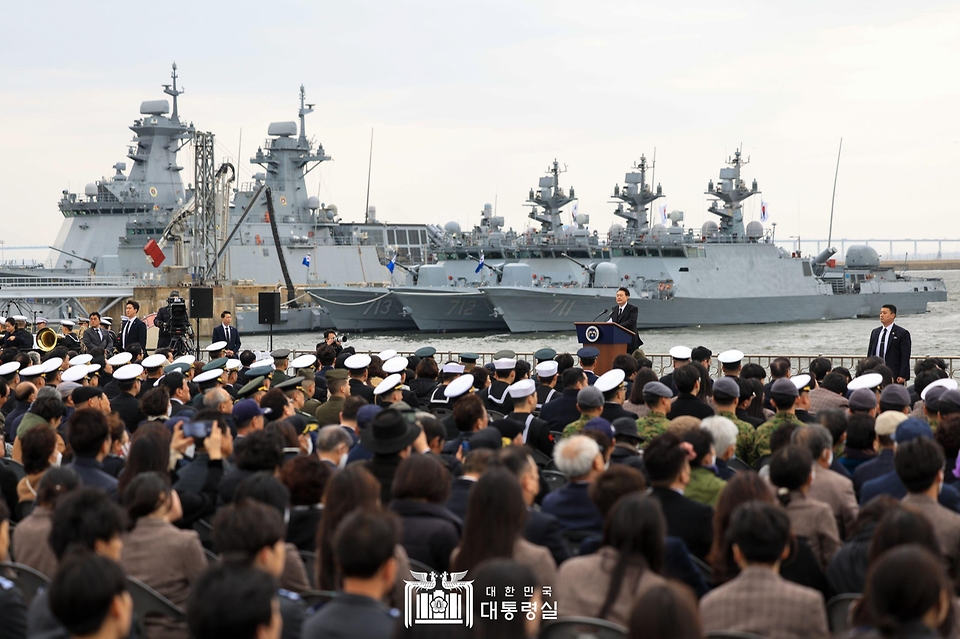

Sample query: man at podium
[608,287,641,353]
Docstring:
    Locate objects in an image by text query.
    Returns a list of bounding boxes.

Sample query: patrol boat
[387,160,595,332]
[481,151,948,332]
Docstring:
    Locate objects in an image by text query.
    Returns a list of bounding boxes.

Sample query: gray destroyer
[481,151,947,332]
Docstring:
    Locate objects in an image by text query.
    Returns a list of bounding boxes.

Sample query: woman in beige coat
[556,493,666,627]
[120,472,207,639]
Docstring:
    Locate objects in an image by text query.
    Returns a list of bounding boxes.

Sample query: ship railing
[0,276,141,289]
[275,350,960,380]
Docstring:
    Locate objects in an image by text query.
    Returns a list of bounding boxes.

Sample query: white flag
[659,204,667,224]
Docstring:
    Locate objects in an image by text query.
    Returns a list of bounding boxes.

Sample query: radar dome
[609,223,625,234]
[846,245,881,268]
[482,203,493,217]
[306,196,320,210]
[267,122,298,137]
[84,183,98,197]
[701,221,718,236]
[594,262,621,288]
[575,214,590,226]
[444,222,462,235]
[746,221,764,239]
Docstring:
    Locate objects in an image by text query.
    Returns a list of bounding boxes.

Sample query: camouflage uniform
[637,413,671,443]
[562,414,591,439]
[753,412,806,461]
[718,410,758,466]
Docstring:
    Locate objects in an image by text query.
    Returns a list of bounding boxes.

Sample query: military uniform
[718,410,758,466]
[303,397,321,418]
[685,467,727,507]
[478,379,513,414]
[637,412,670,442]
[61,332,81,351]
[536,384,559,410]
[753,412,806,460]
[561,414,591,439]
[315,396,345,427]
[427,384,451,411]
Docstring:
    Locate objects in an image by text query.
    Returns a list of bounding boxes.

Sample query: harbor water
[235,270,960,358]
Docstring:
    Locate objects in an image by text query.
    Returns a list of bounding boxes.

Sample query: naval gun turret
[705,149,759,239]
[526,160,576,236]
[611,155,663,238]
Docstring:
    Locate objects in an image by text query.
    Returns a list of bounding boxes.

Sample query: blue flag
[302,255,310,267]
[475,254,484,274]
[387,255,397,273]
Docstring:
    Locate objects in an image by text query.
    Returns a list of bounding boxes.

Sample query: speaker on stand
[190,288,214,359]
[259,292,281,351]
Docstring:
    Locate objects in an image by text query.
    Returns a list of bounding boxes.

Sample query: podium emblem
[584,325,600,343]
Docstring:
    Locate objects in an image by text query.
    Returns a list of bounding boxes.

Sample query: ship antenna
[298,85,314,143]
[827,138,843,247]
[163,62,183,122]
[364,128,374,220]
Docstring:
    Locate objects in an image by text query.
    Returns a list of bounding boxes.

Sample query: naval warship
[481,151,948,332]
[10,65,436,332]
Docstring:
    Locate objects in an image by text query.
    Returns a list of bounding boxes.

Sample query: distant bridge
[781,239,960,262]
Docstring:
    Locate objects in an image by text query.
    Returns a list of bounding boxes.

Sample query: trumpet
[36,327,60,352]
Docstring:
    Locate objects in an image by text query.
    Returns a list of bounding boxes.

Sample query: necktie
[123,321,130,345]
[878,327,888,358]
[226,326,230,343]
[97,328,102,341]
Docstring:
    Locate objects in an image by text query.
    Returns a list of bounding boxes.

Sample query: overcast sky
[2,0,958,263]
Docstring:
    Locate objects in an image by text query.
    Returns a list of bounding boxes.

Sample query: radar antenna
[162,62,183,123]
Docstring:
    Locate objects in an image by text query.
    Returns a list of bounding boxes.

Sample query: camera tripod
[170,333,195,358]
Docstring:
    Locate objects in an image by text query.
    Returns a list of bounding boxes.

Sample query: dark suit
[539,388,581,432]
[853,448,894,498]
[525,507,570,566]
[349,378,374,403]
[111,392,146,433]
[601,403,638,423]
[120,317,147,351]
[445,477,475,521]
[650,486,714,560]
[867,323,912,380]
[212,323,242,355]
[540,481,604,533]
[67,456,119,501]
[666,394,715,420]
[81,325,114,354]
[609,302,641,352]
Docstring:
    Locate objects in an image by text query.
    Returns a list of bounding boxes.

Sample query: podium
[574,322,636,376]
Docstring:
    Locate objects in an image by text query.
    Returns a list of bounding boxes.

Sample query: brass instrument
[36,327,59,352]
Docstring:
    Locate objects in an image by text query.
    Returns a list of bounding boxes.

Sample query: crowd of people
[0,302,956,639]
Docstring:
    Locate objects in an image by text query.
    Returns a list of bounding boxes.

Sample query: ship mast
[162,62,183,124]
[705,148,759,238]
[525,159,576,235]
[611,154,663,236]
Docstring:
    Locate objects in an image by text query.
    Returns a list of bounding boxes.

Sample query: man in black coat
[666,364,714,420]
[119,300,147,351]
[109,365,146,434]
[345,354,375,403]
[211,310,242,358]
[539,368,587,432]
[81,312,114,355]
[867,303,912,383]
[609,287,641,353]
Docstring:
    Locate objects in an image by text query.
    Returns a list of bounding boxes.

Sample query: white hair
[553,435,601,478]
[701,416,739,457]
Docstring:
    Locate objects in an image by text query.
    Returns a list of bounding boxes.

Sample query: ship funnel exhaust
[814,247,837,265]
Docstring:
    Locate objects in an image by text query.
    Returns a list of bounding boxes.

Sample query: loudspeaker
[259,292,281,325]
[190,288,214,319]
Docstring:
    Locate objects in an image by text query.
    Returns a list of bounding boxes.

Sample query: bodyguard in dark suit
[81,312,114,354]
[867,304,912,382]
[119,300,147,351]
[211,311,242,357]
[609,287,641,353]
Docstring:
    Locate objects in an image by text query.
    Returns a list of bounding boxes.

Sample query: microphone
[591,307,610,321]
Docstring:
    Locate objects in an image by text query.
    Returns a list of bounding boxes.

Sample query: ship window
[420,230,428,244]
[410,248,421,261]
[602,249,611,259]
[679,267,689,272]
[663,248,684,258]
[570,250,590,258]
[802,262,812,277]
[488,251,502,259]
[263,248,270,257]
[387,230,396,244]
[397,230,408,244]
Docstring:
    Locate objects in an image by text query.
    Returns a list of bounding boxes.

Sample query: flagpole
[827,137,843,248]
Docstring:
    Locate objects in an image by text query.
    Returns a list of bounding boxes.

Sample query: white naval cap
[344,354,372,370]
[141,354,167,369]
[69,354,93,366]
[60,319,75,328]
[107,352,133,367]
[61,366,93,383]
[113,364,144,381]
[41,358,63,374]
[290,354,317,370]
[444,375,475,399]
[921,377,959,400]
[194,368,224,384]
[493,358,517,371]
[507,379,536,399]
[226,359,242,371]
[20,364,45,377]
[374,373,403,396]
[173,355,196,366]
[535,361,559,378]
[848,372,883,391]
[377,349,398,361]
[205,341,227,352]
[791,374,814,392]
[0,362,20,377]
[717,349,744,364]
[442,362,465,374]
[595,369,626,393]
[251,359,275,370]
[669,346,692,360]
[382,356,409,375]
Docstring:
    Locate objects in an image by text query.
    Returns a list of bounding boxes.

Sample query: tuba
[36,327,59,352]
